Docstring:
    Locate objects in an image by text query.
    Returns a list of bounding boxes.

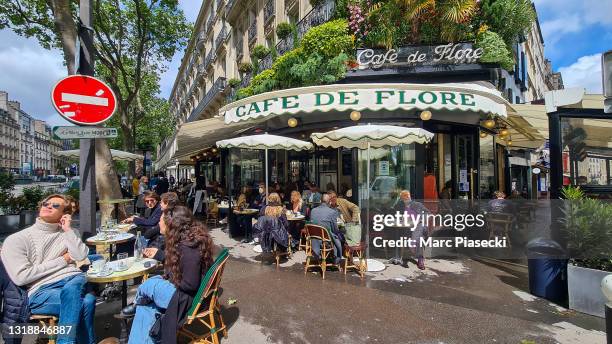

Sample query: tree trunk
[95,139,127,223]
[48,0,77,74]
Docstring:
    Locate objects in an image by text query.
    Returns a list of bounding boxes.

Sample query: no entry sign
[51,75,117,125]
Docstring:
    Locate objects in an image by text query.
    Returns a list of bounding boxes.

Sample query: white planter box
[568,263,610,317]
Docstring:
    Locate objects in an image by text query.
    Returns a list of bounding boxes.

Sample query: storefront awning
[220,83,510,124]
[174,116,252,161]
[505,104,549,149]
[55,149,143,161]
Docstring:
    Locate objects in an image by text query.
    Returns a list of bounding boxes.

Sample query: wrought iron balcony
[259,53,273,71]
[296,0,335,38]
[187,77,227,122]
[264,0,275,24]
[206,15,215,35]
[248,20,257,43]
[216,0,224,11]
[214,26,228,52]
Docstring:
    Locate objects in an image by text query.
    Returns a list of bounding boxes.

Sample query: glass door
[456,134,476,200]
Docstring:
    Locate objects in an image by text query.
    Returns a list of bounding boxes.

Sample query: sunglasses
[42,202,62,209]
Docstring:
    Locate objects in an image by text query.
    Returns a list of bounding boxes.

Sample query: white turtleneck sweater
[1,218,90,296]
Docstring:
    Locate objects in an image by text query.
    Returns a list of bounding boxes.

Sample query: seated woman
[142,192,179,262]
[123,191,162,231]
[253,193,290,253]
[123,206,214,344]
[287,191,308,246]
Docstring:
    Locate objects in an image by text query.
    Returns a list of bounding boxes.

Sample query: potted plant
[19,185,48,227]
[276,22,293,40]
[228,78,241,88]
[560,186,612,317]
[250,44,270,60]
[0,173,22,237]
[238,62,253,74]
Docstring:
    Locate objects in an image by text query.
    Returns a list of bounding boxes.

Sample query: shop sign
[356,43,483,69]
[378,161,389,176]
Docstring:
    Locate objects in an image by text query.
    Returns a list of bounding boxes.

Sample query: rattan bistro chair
[178,248,230,344]
[303,224,340,279]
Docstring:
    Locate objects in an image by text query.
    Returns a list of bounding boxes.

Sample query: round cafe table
[87,257,159,343]
[86,232,135,260]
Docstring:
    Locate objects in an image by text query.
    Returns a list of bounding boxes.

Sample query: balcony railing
[248,20,257,43]
[206,15,215,35]
[187,77,227,122]
[264,0,275,24]
[214,26,228,52]
[216,0,224,11]
[236,37,244,59]
[256,0,336,73]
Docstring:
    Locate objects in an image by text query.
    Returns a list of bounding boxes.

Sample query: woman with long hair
[124,206,214,344]
[254,193,290,253]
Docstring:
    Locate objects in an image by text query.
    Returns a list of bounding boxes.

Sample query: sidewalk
[4,225,606,344]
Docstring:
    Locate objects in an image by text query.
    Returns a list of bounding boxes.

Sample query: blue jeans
[128,276,176,344]
[28,274,96,344]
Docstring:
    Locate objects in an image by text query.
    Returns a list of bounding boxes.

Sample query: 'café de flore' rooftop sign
[222,83,507,124]
[357,42,483,69]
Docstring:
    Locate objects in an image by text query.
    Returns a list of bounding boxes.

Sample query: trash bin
[526,238,568,304]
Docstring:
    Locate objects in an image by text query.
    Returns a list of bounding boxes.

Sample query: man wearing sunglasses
[122,191,162,232]
[1,194,95,344]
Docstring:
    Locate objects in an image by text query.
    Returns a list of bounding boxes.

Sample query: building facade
[0,92,20,173]
[0,90,70,176]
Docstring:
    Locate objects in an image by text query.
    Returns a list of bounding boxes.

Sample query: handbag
[344,222,362,246]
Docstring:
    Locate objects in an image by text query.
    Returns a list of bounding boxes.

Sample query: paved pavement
[4,225,607,344]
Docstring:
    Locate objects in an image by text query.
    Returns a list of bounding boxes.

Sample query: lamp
[499,128,510,137]
[350,110,361,121]
[507,137,513,145]
[211,147,218,153]
[203,152,208,157]
[483,117,496,129]
[479,131,488,138]
[420,110,432,121]
[287,117,298,128]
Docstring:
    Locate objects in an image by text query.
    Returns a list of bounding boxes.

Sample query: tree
[0,0,190,220]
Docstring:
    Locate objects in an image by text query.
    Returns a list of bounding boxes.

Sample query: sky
[0,0,609,128]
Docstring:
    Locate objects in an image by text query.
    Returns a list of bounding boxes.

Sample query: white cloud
[559,54,603,94]
[0,30,73,127]
[534,0,612,47]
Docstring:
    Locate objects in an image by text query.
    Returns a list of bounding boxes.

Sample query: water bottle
[134,231,143,261]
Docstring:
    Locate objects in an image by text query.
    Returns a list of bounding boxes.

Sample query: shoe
[240,238,249,243]
[417,258,425,270]
[120,304,136,317]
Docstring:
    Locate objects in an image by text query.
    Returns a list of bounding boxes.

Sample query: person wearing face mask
[391,190,429,270]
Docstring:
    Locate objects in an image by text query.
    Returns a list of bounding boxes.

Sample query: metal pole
[265,148,269,202]
[77,0,96,236]
[366,141,370,264]
[606,302,612,344]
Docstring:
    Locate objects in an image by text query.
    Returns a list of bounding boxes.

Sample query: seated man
[142,192,179,262]
[1,194,95,344]
[123,191,162,231]
[328,191,360,223]
[309,194,344,264]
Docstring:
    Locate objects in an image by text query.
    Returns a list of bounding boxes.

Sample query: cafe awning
[220,83,510,124]
[174,116,252,160]
[55,149,143,161]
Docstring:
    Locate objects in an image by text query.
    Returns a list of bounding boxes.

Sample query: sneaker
[417,257,425,270]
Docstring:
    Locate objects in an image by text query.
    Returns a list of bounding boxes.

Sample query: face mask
[259,188,264,194]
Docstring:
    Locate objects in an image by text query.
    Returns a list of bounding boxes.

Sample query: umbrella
[311,124,434,268]
[216,133,313,200]
[54,149,144,161]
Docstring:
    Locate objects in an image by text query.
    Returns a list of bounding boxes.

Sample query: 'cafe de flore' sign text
[222,84,507,124]
[357,42,484,69]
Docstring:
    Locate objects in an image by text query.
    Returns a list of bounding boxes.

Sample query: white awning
[311,125,433,149]
[55,149,143,161]
[216,133,313,150]
[221,83,510,124]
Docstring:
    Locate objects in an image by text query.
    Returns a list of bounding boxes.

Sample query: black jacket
[154,242,210,344]
[1,259,29,344]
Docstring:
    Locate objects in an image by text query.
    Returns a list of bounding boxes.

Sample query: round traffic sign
[51,75,117,125]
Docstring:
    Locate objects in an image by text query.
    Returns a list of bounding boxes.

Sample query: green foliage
[302,19,354,58]
[560,186,612,272]
[291,53,350,86]
[273,48,307,89]
[0,173,15,211]
[251,44,270,60]
[475,30,515,71]
[333,0,350,19]
[64,187,80,202]
[478,0,535,46]
[236,87,254,100]
[238,62,253,73]
[276,22,294,40]
[20,186,49,211]
[228,78,242,88]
